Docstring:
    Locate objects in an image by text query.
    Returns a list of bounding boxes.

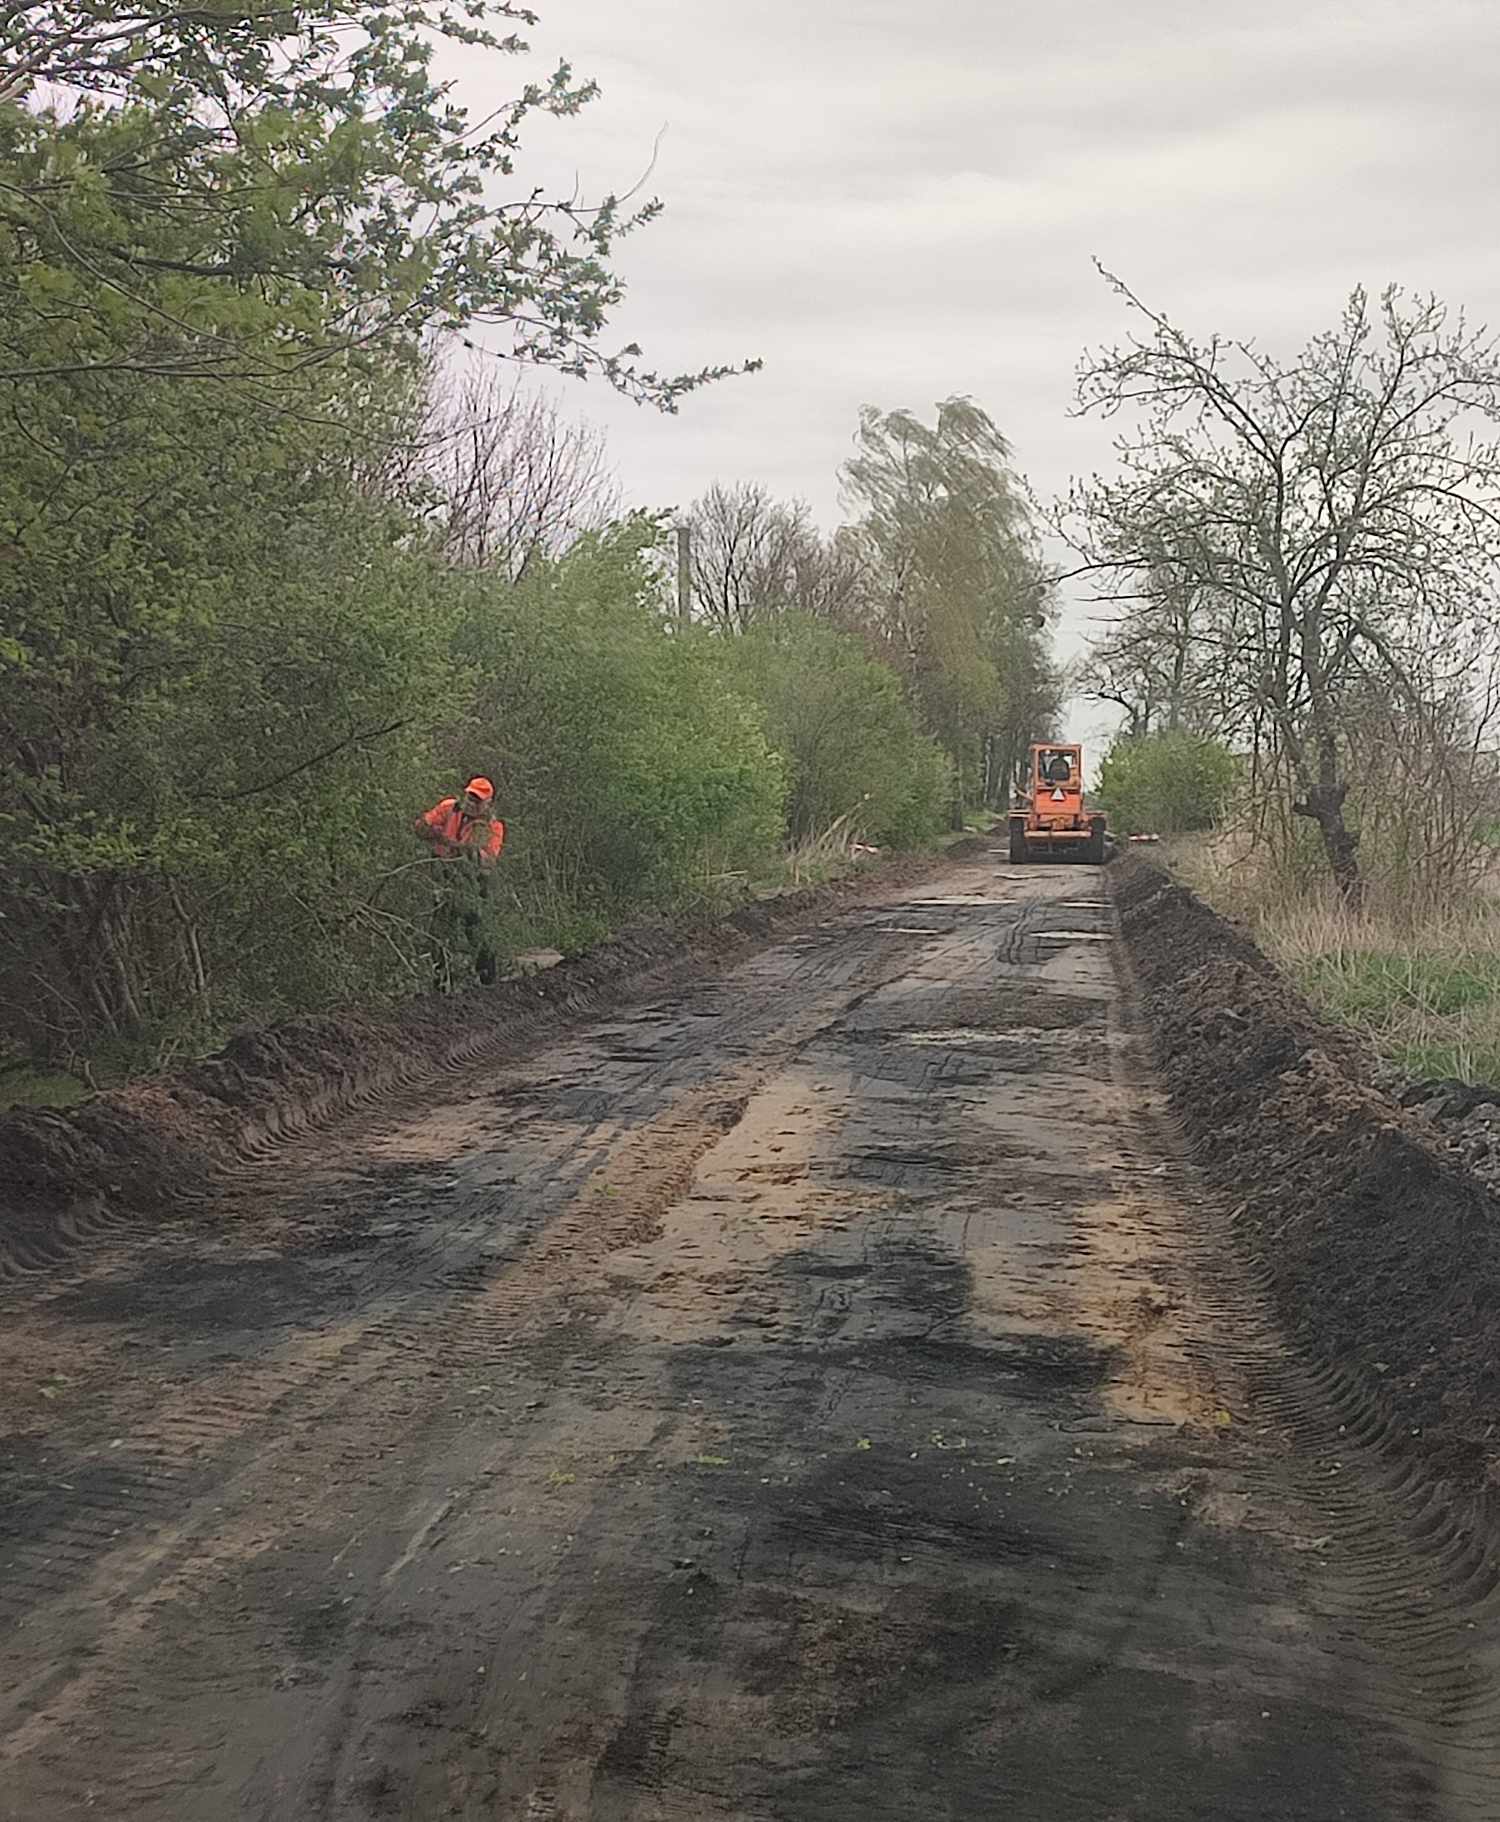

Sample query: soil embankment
[1112,854,1500,1504]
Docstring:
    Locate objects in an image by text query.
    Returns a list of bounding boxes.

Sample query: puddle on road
[1037,930,1112,942]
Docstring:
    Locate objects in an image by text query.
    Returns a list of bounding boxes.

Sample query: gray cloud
[437,0,1500,733]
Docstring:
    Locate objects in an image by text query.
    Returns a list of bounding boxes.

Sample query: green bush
[448,519,786,950]
[0,344,461,1061]
[728,616,953,848]
[1096,732,1236,835]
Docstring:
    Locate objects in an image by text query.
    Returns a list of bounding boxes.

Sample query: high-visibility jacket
[419,797,505,863]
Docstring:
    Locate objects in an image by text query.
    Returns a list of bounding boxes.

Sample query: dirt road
[2,853,1496,1819]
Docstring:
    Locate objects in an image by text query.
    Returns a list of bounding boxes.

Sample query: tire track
[0,860,948,1288]
[0,902,963,1800]
[0,918,909,1621]
[1106,910,1500,1820]
[4,860,1493,1820]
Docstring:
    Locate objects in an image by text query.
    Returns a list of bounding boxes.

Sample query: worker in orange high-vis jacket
[415,775,506,986]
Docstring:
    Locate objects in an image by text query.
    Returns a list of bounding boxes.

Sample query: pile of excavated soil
[1112,856,1500,1502]
[1395,1076,1500,1196]
[0,857,940,1278]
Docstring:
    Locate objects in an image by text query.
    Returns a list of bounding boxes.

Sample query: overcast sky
[443,0,1500,739]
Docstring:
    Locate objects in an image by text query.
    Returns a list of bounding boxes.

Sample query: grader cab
[1008,743,1107,865]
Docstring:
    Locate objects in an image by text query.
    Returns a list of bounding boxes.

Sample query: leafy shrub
[728,616,953,848]
[448,519,786,948]
[1097,732,1236,835]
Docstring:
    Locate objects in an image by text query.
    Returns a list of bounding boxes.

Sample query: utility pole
[676,522,692,629]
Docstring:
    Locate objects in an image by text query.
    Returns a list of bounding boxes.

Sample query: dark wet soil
[0,852,1496,1818]
[1113,855,1500,1505]
[0,859,939,1283]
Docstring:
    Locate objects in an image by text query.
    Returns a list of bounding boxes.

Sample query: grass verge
[1171,838,1500,1085]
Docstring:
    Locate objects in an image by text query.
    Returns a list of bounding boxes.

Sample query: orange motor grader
[1008,742,1107,865]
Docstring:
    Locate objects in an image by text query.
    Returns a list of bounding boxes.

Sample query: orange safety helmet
[464,776,495,803]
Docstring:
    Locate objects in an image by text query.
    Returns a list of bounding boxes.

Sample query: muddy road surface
[2,854,1496,1820]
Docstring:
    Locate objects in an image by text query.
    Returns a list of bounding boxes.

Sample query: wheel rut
[0,857,1496,1820]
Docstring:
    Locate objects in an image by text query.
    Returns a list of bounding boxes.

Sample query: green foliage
[728,616,951,848]
[1,2,752,402]
[446,518,786,949]
[0,1064,90,1111]
[0,25,1059,1078]
[0,335,459,1055]
[839,397,1056,807]
[1290,948,1500,1085]
[0,2,773,1072]
[1096,732,1235,835]
[1300,952,1500,1022]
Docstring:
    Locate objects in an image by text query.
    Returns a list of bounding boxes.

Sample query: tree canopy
[0,1,753,401]
[678,401,1063,823]
[0,16,1064,1085]
[1069,273,1500,898]
[837,398,1058,808]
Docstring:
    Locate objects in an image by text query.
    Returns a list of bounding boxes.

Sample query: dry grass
[1174,835,1500,1086]
[784,813,867,887]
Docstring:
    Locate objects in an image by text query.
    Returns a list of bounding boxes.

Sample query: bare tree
[1331,666,1500,904]
[795,526,877,629]
[682,483,816,632]
[1067,273,1500,901]
[427,367,618,581]
[676,486,890,655]
[1075,565,1230,740]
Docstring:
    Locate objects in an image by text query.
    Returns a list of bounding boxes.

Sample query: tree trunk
[1166,620,1186,733]
[1293,783,1362,906]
